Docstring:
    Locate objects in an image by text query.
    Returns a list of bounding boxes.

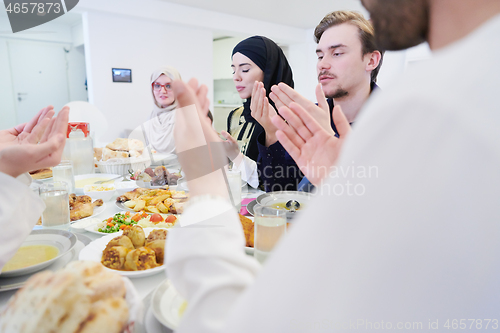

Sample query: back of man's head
[314,11,383,83]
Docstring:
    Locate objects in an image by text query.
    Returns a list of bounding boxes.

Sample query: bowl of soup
[74,173,122,194]
[1,229,77,277]
[255,191,311,219]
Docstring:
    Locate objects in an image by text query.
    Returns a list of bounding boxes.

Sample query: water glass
[52,160,75,194]
[226,169,242,211]
[253,205,286,264]
[39,181,70,230]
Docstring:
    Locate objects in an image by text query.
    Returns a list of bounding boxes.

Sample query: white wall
[0,18,86,130]
[213,37,243,80]
[82,11,213,143]
[287,28,320,102]
[67,44,88,102]
[0,39,16,129]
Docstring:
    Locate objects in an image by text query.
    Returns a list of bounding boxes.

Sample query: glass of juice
[253,205,286,264]
[52,160,75,194]
[39,181,70,230]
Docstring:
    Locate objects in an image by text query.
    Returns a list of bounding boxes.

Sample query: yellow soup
[2,245,59,272]
[75,178,113,188]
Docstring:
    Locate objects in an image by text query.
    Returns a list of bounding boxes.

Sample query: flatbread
[105,138,144,153]
[102,147,129,161]
[65,261,126,302]
[29,168,52,179]
[94,147,103,161]
[78,297,129,333]
[0,271,91,333]
[128,139,144,153]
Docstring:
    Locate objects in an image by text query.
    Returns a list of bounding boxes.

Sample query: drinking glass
[253,205,286,264]
[52,160,75,194]
[39,182,70,230]
[226,169,242,212]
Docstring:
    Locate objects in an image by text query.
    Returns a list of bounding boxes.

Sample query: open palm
[272,103,351,186]
[0,106,54,151]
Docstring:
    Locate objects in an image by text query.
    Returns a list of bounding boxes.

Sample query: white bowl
[114,181,139,195]
[83,184,116,202]
[74,173,121,194]
[96,157,150,175]
[0,229,77,278]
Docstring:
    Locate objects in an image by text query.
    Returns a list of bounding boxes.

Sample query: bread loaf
[0,261,129,333]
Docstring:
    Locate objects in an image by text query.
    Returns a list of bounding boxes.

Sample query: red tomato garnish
[165,215,177,223]
[150,213,164,223]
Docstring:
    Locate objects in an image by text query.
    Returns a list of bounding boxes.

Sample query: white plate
[0,229,77,278]
[78,228,166,278]
[0,235,90,292]
[71,202,106,224]
[246,199,257,216]
[74,173,122,194]
[151,279,186,330]
[83,212,175,235]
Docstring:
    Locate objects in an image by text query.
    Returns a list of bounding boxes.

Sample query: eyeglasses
[152,82,172,91]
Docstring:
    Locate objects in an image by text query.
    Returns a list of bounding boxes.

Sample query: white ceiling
[159,0,368,30]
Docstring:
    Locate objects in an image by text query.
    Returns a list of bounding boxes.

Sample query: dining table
[0,168,263,332]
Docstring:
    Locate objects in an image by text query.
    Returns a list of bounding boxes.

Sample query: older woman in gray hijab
[146,66,181,154]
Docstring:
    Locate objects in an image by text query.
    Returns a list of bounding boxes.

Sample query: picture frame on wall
[112,68,132,83]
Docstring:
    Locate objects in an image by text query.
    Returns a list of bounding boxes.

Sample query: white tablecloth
[0,182,263,332]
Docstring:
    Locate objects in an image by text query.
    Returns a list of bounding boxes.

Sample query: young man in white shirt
[167,0,500,331]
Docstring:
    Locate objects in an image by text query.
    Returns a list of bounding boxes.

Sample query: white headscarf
[146,66,181,154]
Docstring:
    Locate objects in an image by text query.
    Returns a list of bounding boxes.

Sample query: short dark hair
[314,10,384,83]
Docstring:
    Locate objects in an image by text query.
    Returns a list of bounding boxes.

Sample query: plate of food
[82,211,178,235]
[115,187,188,214]
[129,166,182,187]
[70,194,106,222]
[1,229,77,278]
[74,173,122,194]
[151,279,187,330]
[78,226,167,278]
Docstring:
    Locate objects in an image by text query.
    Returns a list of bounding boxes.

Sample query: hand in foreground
[0,106,55,151]
[250,81,279,146]
[272,103,351,186]
[270,83,334,134]
[173,79,228,198]
[220,131,240,161]
[0,107,69,178]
